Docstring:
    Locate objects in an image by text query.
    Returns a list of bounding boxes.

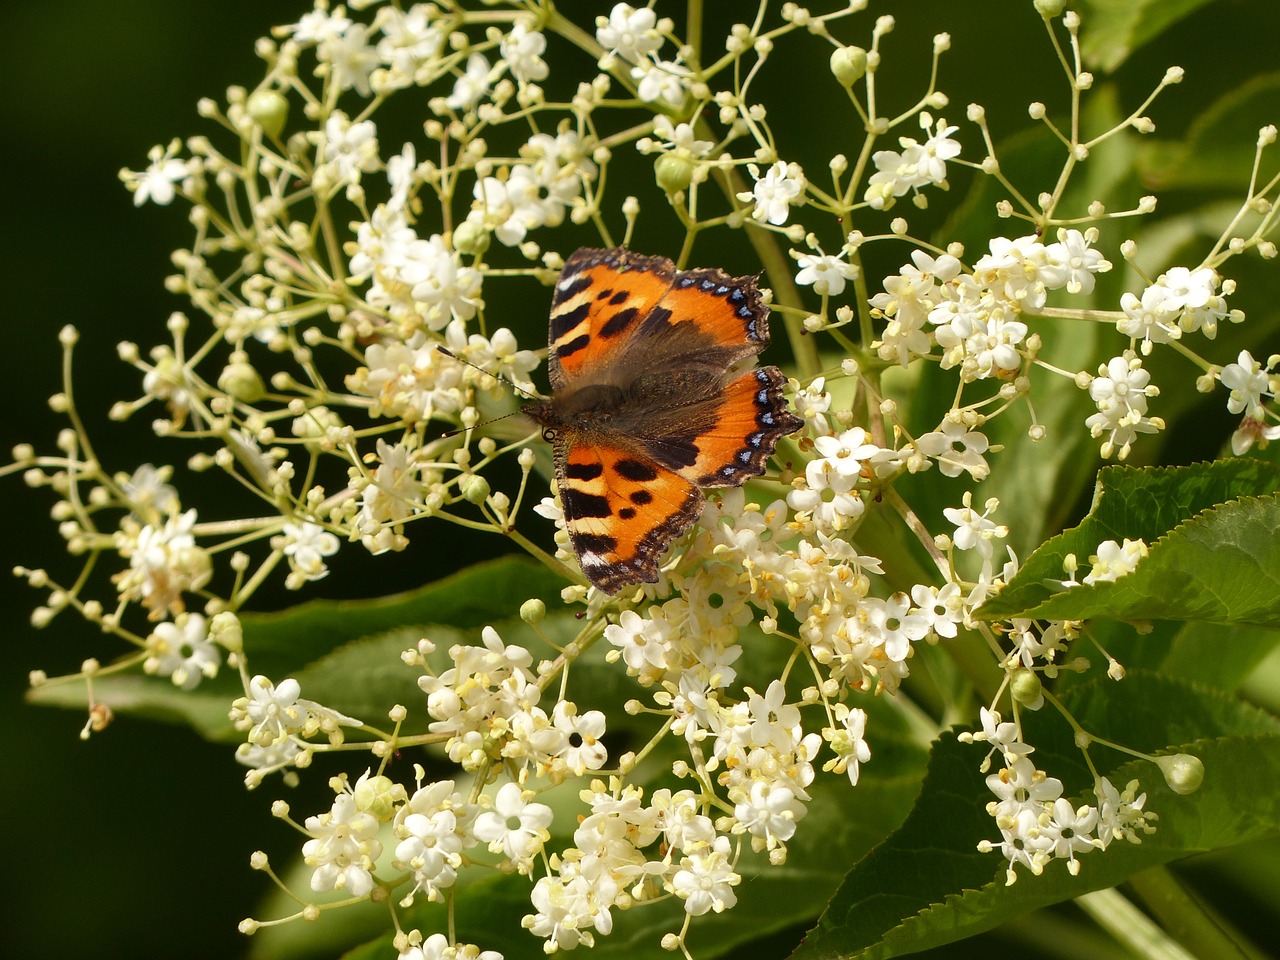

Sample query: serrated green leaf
[1077,0,1216,72]
[976,460,1280,624]
[793,673,1280,960]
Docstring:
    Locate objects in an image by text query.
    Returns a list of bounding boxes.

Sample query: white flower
[646,115,714,158]
[672,835,740,915]
[604,608,673,674]
[144,613,218,689]
[376,5,444,82]
[1042,228,1111,295]
[120,508,212,617]
[287,9,352,44]
[909,582,963,639]
[527,871,615,951]
[943,495,1006,562]
[864,113,959,208]
[325,22,379,96]
[596,4,663,62]
[501,21,548,84]
[322,113,380,184]
[826,703,871,785]
[446,52,491,111]
[1085,353,1162,458]
[1118,284,1180,353]
[473,782,553,867]
[973,235,1050,314]
[916,419,991,479]
[735,780,805,846]
[795,252,858,297]
[282,521,340,582]
[743,161,804,226]
[303,791,382,899]
[394,780,468,903]
[551,701,608,775]
[1219,350,1273,417]
[1082,538,1149,585]
[129,143,189,206]
[120,463,178,517]
[811,426,879,479]
[631,58,690,106]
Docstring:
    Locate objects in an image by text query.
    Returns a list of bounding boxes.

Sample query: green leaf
[792,673,1280,960]
[976,459,1280,625]
[1077,0,1216,72]
[27,557,566,738]
[1075,618,1280,692]
[1137,73,1280,191]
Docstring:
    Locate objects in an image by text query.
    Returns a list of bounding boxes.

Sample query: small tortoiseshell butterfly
[523,247,804,594]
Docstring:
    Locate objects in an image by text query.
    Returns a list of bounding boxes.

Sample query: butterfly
[522,246,804,594]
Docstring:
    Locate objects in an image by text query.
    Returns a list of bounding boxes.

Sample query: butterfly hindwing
[677,365,805,487]
[554,438,702,593]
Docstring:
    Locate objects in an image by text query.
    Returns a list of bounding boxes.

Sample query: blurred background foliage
[2,1,1278,958]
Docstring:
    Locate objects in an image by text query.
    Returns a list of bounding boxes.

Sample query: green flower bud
[209,611,243,653]
[353,774,402,821]
[1155,753,1204,795]
[452,220,490,257]
[1033,0,1066,18]
[830,46,867,87]
[461,474,490,504]
[218,361,265,403]
[520,598,546,624]
[246,89,289,139]
[655,153,694,194]
[1009,667,1043,707]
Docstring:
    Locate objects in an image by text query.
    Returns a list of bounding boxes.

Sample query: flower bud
[1009,667,1043,708]
[219,362,266,403]
[1156,753,1204,795]
[461,474,490,504]
[246,89,289,139]
[655,153,694,194]
[829,46,867,87]
[520,598,546,624]
[451,219,490,257]
[353,774,402,821]
[1034,0,1066,17]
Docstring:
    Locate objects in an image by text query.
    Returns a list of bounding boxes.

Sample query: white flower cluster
[871,229,1112,381]
[20,1,1279,957]
[967,709,1155,884]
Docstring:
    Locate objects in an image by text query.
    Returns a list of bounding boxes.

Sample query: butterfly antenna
[436,345,539,399]
[435,345,540,440]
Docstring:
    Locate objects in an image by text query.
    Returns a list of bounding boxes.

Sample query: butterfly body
[524,247,803,594]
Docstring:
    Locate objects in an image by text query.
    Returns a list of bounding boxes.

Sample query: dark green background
[3,2,1277,959]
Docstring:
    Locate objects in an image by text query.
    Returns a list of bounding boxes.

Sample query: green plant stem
[1075,888,1196,960]
[1127,865,1269,960]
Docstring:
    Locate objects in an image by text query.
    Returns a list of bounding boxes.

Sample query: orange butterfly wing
[527,247,803,593]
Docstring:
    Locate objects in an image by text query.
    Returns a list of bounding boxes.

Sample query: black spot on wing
[600,306,639,338]
[564,461,603,481]
[563,489,610,519]
[556,333,591,359]
[550,301,591,341]
[555,272,594,306]
[613,458,659,482]
[630,489,653,505]
[646,435,700,469]
[609,290,629,305]
[618,507,636,520]
[573,532,617,554]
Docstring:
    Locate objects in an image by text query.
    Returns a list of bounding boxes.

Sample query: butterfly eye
[542,427,559,442]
